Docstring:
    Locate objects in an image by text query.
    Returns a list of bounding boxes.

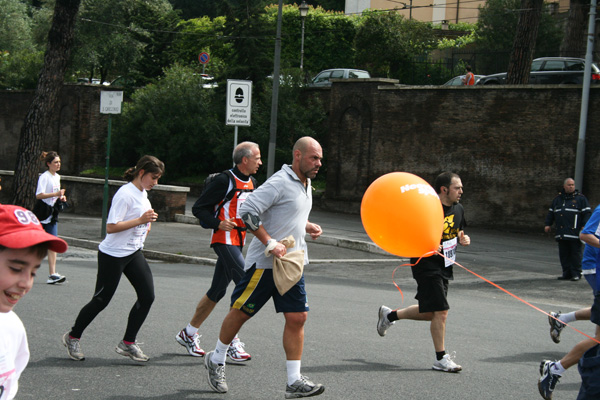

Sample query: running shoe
[539,360,561,400]
[204,351,228,393]
[115,340,149,362]
[47,274,66,284]
[227,335,251,362]
[62,332,85,361]
[377,305,395,337]
[285,375,325,399]
[175,329,205,357]
[432,354,462,372]
[548,311,565,344]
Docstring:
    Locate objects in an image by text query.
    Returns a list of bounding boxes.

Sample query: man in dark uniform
[545,178,591,281]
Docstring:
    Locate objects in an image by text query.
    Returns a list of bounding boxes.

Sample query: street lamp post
[299,1,309,70]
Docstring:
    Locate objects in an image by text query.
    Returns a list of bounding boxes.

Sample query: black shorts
[414,275,449,313]
[591,291,600,326]
[230,265,309,317]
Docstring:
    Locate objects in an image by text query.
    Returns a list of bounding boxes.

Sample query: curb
[60,236,217,266]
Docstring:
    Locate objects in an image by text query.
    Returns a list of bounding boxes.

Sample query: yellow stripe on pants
[232,268,264,310]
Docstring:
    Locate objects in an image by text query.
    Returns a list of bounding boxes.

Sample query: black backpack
[199,170,256,229]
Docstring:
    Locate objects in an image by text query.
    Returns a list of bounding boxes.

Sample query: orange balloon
[360,172,444,258]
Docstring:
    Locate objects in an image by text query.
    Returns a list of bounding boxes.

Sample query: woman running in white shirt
[35,151,67,284]
[62,155,164,363]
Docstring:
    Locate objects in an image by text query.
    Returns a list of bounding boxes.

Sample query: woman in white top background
[62,155,164,363]
[35,151,67,284]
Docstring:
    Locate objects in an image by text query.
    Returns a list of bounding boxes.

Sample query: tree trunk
[506,0,544,84]
[12,0,81,208]
[560,0,588,58]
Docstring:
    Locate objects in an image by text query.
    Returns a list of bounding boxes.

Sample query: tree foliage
[354,11,436,82]
[69,0,180,84]
[0,0,45,89]
[475,0,562,74]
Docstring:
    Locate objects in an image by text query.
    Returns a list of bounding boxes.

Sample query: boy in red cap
[0,204,67,399]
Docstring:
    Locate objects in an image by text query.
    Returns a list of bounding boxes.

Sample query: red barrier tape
[391,251,600,344]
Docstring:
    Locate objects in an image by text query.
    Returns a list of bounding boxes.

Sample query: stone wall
[319,81,600,231]
[0,84,117,175]
[0,171,188,222]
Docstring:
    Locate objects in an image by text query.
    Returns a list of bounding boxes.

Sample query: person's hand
[141,209,158,224]
[459,231,470,246]
[218,218,237,232]
[306,222,322,240]
[544,226,551,234]
[270,242,287,258]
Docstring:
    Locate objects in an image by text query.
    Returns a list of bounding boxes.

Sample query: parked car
[443,74,485,86]
[477,57,600,85]
[308,68,371,87]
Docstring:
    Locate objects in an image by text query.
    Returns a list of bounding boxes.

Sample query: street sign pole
[101,115,112,237]
[99,91,123,238]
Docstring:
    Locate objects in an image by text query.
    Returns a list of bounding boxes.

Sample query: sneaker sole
[47,277,66,284]
[227,355,252,363]
[285,385,325,398]
[115,347,149,362]
[548,315,561,344]
[204,352,228,393]
[175,335,205,357]
[377,306,389,337]
[432,366,462,373]
[62,333,85,361]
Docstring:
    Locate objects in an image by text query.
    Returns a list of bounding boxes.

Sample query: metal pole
[300,17,306,70]
[233,125,238,168]
[574,0,596,192]
[267,0,283,178]
[101,115,112,237]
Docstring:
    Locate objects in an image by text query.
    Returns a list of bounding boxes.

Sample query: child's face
[0,248,41,313]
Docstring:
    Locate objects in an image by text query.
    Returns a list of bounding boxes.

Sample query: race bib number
[235,192,252,218]
[443,237,457,267]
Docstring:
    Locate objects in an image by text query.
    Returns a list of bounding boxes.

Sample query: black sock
[436,351,446,361]
[387,311,399,322]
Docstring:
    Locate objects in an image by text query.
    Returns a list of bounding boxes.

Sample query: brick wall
[319,81,600,231]
[0,84,117,174]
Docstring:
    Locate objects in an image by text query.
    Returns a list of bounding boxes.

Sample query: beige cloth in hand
[273,235,305,296]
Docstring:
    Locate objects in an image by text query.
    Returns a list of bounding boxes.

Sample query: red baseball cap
[0,204,68,253]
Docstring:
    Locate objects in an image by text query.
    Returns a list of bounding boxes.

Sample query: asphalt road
[14,241,595,400]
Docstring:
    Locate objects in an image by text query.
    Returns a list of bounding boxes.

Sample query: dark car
[477,57,600,85]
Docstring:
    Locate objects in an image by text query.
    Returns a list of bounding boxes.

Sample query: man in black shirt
[377,172,470,372]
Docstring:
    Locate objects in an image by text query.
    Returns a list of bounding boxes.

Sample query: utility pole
[574,0,596,191]
[267,0,283,178]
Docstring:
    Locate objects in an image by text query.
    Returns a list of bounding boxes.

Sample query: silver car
[309,68,371,87]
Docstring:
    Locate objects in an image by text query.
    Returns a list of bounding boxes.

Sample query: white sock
[560,312,576,324]
[212,339,229,365]
[185,323,198,337]
[286,360,302,385]
[553,361,566,375]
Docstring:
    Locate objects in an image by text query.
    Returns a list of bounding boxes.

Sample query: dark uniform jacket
[545,189,591,241]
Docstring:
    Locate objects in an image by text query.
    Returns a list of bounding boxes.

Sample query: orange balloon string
[391,250,600,344]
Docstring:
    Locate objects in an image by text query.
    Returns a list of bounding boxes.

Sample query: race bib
[443,237,457,267]
[235,192,252,218]
[127,223,148,248]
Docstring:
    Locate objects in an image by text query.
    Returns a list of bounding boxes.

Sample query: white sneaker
[227,335,251,362]
[432,353,462,372]
[47,274,66,284]
[175,329,205,357]
[377,305,395,337]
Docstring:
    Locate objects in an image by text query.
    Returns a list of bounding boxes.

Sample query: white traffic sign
[100,91,123,114]
[226,80,252,126]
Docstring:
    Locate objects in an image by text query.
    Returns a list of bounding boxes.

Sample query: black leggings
[70,250,155,342]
